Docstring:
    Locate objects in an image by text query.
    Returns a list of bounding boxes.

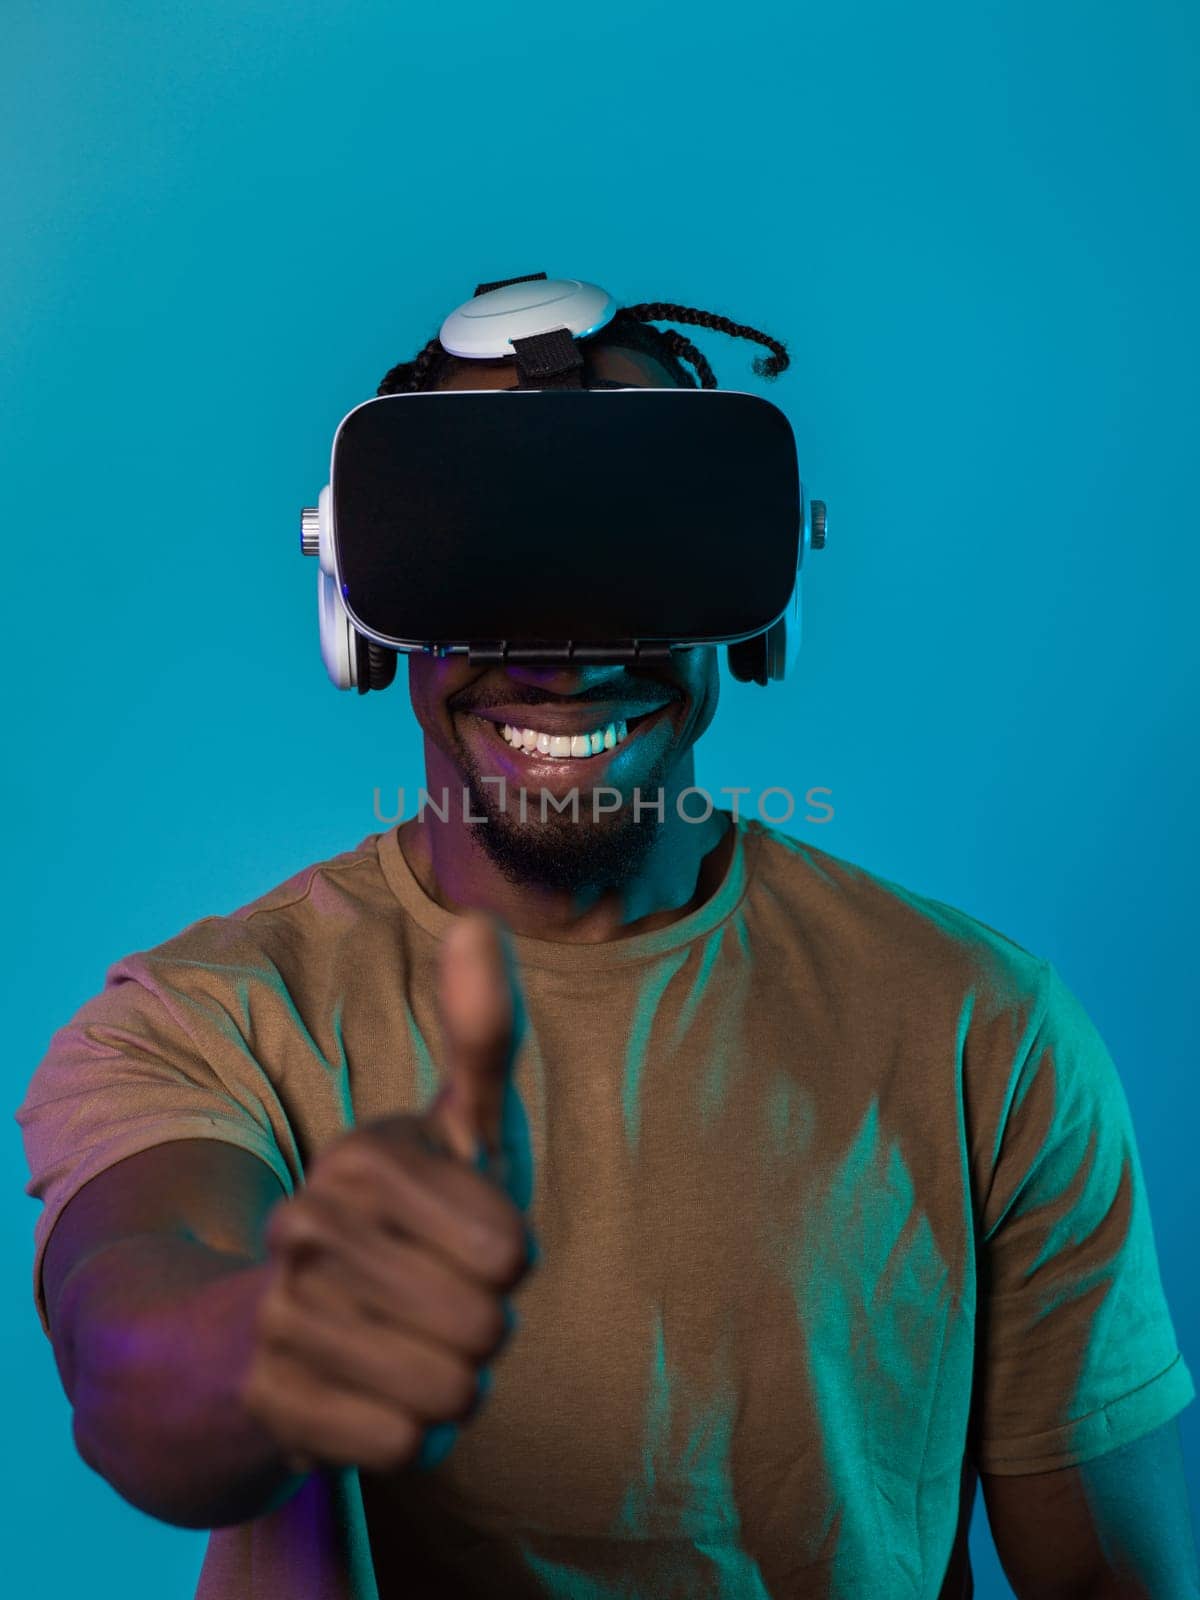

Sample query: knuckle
[254,1278,303,1350]
[315,1134,378,1188]
[251,1280,281,1341]
[435,1358,480,1422]
[470,1214,527,1283]
[460,1296,508,1358]
[361,1413,421,1474]
[362,1117,423,1167]
[264,1198,298,1251]
[266,1193,325,1255]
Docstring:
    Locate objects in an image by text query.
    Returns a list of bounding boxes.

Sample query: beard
[456,747,671,894]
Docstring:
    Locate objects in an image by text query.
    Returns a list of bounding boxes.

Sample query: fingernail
[460,1366,494,1426]
[415,1423,458,1473]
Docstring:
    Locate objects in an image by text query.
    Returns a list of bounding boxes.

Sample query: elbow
[72,1407,306,1530]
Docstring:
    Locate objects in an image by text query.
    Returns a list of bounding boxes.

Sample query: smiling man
[15,300,1199,1600]
[397,338,736,941]
[409,644,726,913]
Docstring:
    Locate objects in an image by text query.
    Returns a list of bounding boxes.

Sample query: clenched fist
[240,913,536,1476]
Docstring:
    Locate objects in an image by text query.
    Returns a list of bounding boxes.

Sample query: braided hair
[376,300,789,396]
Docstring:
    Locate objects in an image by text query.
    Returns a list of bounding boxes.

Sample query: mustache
[450,677,682,714]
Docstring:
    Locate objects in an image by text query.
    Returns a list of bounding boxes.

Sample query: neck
[397,746,733,944]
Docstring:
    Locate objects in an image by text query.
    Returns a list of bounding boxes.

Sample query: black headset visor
[330,389,804,658]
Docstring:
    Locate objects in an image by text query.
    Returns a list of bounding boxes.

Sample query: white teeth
[498,718,631,758]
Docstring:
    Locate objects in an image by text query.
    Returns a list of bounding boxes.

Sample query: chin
[462,772,665,895]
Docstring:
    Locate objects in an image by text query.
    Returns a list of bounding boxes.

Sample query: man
[16,330,1199,1599]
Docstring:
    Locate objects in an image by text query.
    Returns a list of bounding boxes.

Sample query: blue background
[3,0,1197,1592]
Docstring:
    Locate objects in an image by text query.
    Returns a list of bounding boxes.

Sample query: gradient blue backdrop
[3,1,1197,1593]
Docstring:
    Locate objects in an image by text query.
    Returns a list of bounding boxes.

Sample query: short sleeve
[14,929,299,1340]
[971,961,1194,1474]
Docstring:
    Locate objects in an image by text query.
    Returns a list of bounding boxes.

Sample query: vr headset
[299,272,827,693]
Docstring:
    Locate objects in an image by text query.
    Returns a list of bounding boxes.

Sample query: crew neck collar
[375,811,761,971]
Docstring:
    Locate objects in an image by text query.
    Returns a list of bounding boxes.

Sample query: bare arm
[42,1137,306,1529]
[40,915,534,1535]
[980,1419,1200,1598]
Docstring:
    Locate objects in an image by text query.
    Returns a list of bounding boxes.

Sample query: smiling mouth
[474,707,663,761]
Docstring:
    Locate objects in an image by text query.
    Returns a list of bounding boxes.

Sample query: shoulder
[101,829,402,996]
[224,828,393,928]
[742,818,1050,1021]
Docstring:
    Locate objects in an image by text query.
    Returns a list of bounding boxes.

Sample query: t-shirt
[15,814,1194,1599]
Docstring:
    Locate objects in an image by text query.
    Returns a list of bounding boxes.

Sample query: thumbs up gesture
[241,915,537,1476]
[424,913,533,1211]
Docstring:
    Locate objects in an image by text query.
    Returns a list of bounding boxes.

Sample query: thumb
[425,913,532,1209]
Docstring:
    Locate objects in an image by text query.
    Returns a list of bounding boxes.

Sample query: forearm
[54,1233,307,1529]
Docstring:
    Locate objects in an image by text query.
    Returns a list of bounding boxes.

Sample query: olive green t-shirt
[15,816,1194,1599]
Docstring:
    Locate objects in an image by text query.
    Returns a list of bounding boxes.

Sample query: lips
[458,701,673,780]
[470,704,668,736]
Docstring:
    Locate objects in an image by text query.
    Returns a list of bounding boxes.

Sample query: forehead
[434,340,681,391]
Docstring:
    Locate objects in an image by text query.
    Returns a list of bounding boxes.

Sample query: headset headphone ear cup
[763,616,790,682]
[726,634,769,686]
[368,640,397,691]
[730,582,801,686]
[354,634,397,694]
[771,578,804,683]
[318,570,356,690]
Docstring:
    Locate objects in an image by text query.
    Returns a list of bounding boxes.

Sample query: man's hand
[240,913,535,1476]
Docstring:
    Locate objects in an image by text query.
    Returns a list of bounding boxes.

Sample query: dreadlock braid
[597,309,701,388]
[621,302,789,383]
[376,335,450,397]
[375,294,789,396]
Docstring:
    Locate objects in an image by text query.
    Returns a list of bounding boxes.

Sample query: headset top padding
[439,278,618,360]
